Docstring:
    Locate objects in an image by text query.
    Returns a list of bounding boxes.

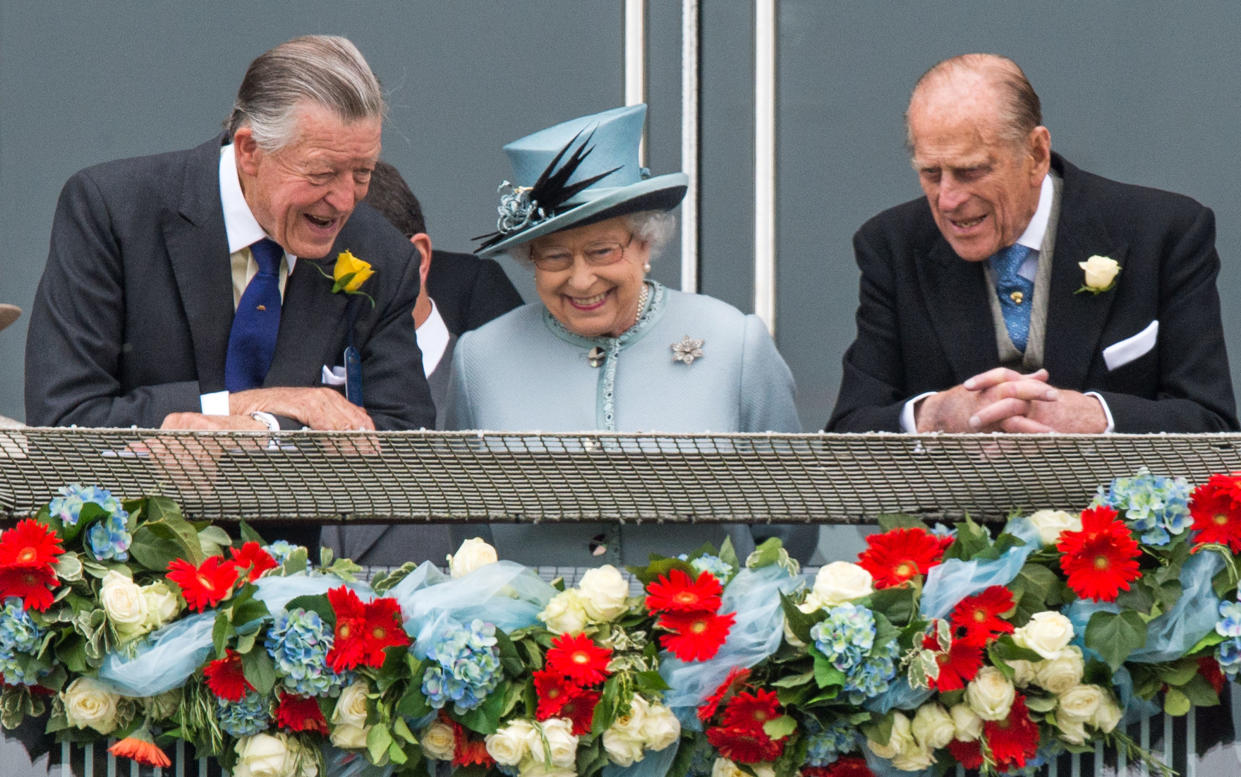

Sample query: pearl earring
[643,262,651,273]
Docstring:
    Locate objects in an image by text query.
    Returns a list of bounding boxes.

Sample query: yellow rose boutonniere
[1076,255,1120,295]
[316,249,375,306]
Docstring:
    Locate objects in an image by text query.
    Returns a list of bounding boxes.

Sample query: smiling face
[908,78,1050,262]
[233,102,381,259]
[530,216,651,338]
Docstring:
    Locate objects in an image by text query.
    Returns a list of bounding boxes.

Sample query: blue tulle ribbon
[602,739,679,777]
[920,518,1040,621]
[863,677,934,715]
[322,745,396,777]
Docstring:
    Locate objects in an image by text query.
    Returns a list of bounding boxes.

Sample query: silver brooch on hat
[671,335,705,365]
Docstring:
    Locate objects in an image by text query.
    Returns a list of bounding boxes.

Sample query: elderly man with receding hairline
[828,53,1236,434]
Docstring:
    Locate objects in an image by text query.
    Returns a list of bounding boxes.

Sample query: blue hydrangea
[804,718,861,766]
[1218,600,1241,638]
[86,513,131,562]
[0,598,47,686]
[47,484,126,527]
[421,619,503,714]
[264,541,298,567]
[1218,637,1241,678]
[686,554,733,582]
[216,691,270,736]
[811,604,877,671]
[841,639,899,704]
[265,609,350,696]
[1093,468,1191,546]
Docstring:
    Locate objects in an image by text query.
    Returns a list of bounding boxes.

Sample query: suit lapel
[164,136,235,393]
[917,238,1000,381]
[264,257,350,386]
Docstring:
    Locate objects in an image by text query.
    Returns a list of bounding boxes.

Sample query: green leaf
[197,526,233,557]
[239,521,266,546]
[458,681,506,734]
[1164,687,1191,716]
[392,715,418,745]
[763,714,797,740]
[1024,694,1058,713]
[284,594,335,624]
[1085,610,1146,672]
[876,514,927,532]
[1178,673,1221,707]
[1159,660,1201,687]
[635,670,670,693]
[863,587,915,625]
[747,537,787,569]
[367,723,394,764]
[212,613,230,657]
[779,591,818,644]
[812,652,846,688]
[242,649,276,695]
[987,636,1043,665]
[130,512,204,571]
[860,713,893,747]
[770,670,815,688]
[495,628,524,676]
[942,518,990,562]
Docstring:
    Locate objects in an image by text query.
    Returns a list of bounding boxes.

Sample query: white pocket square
[321,365,347,386]
[1103,320,1158,371]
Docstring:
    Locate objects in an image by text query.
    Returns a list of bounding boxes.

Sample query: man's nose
[937,177,970,212]
[324,177,357,212]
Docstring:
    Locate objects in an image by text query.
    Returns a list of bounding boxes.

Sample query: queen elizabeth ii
[443,105,814,566]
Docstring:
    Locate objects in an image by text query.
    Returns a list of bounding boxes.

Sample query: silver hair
[507,210,678,263]
[226,35,385,151]
[905,53,1042,153]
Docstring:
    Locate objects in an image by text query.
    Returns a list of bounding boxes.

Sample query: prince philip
[26,35,434,434]
[828,53,1237,434]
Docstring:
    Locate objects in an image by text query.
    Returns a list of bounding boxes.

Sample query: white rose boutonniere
[1077,255,1120,294]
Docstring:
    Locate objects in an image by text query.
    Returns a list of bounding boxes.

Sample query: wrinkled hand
[230,387,375,431]
[915,368,1106,433]
[159,412,267,431]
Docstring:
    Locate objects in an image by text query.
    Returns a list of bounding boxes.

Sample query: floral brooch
[672,335,705,365]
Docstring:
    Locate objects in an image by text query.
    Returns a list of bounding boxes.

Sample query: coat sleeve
[738,313,802,433]
[439,331,475,431]
[25,170,202,427]
[462,259,524,331]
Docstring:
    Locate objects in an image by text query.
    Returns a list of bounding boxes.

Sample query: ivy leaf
[813,653,846,688]
[241,649,276,695]
[1085,610,1146,671]
[367,724,394,764]
[763,714,797,741]
[1164,687,1191,717]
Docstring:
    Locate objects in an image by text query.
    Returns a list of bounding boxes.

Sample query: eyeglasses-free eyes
[530,235,635,272]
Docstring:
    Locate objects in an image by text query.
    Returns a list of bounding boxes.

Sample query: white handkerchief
[321,364,347,386]
[1103,320,1158,371]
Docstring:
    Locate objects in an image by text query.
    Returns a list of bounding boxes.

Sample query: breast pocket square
[320,364,347,386]
[1103,320,1158,371]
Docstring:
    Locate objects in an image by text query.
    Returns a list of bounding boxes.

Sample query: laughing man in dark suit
[828,53,1236,434]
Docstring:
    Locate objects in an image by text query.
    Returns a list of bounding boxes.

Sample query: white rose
[62,677,121,734]
[911,702,955,750]
[520,761,578,777]
[1027,509,1081,546]
[539,589,590,635]
[966,667,1016,721]
[1091,693,1123,734]
[486,719,534,766]
[1057,684,1104,723]
[330,724,368,750]
[1007,659,1038,688]
[711,759,773,777]
[331,680,370,728]
[578,565,630,622]
[233,733,311,777]
[1013,611,1075,659]
[419,719,457,761]
[812,562,874,606]
[892,746,936,772]
[528,718,578,769]
[100,571,149,640]
[950,703,983,742]
[1035,646,1085,694]
[610,693,649,738]
[141,581,182,630]
[1056,715,1090,745]
[602,729,646,767]
[639,702,681,751]
[867,710,915,758]
[448,537,498,578]
[1079,255,1120,291]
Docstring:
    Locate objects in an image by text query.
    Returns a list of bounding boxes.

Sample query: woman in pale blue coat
[443,105,814,567]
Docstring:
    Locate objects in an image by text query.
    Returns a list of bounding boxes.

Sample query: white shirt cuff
[1084,391,1115,433]
[901,391,937,433]
[200,390,230,415]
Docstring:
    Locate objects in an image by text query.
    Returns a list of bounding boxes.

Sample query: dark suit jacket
[827,154,1237,433]
[428,250,524,334]
[26,135,435,431]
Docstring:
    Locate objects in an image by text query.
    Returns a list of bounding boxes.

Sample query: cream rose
[610,692,650,738]
[62,677,121,734]
[486,719,535,766]
[1079,255,1120,291]
[419,719,457,761]
[539,589,590,635]
[812,562,874,606]
[911,702,955,750]
[329,724,367,750]
[867,710,915,758]
[640,702,681,751]
[520,762,578,777]
[1013,611,1075,659]
[1035,646,1085,694]
[141,581,182,630]
[233,733,316,777]
[1056,715,1090,745]
[1027,509,1081,546]
[100,571,150,640]
[329,680,371,749]
[1058,684,1104,722]
[966,667,1016,721]
[528,718,578,768]
[1091,693,1123,733]
[578,565,630,622]
[950,703,983,742]
[1007,658,1037,688]
[712,759,774,777]
[602,729,645,767]
[892,746,936,772]
[448,537,498,578]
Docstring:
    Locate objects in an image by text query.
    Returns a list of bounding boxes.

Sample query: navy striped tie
[224,239,283,392]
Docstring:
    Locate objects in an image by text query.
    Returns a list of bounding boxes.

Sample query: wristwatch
[249,411,281,432]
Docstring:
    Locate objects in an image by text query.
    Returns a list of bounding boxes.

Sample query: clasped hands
[160,387,375,432]
[914,368,1107,433]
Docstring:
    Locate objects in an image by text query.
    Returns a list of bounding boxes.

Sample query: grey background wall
[2,1,1239,431]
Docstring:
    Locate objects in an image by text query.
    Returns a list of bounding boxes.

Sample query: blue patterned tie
[990,243,1034,352]
[224,239,284,392]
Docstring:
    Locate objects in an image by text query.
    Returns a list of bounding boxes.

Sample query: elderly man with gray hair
[26,35,433,436]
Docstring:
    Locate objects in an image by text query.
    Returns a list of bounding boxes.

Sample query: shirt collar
[416,298,450,377]
[219,144,297,268]
[1015,173,1054,251]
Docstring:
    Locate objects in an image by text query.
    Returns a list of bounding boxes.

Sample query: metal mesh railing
[2,428,1241,525]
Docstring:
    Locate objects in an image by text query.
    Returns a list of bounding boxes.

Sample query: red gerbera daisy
[0,519,65,569]
[560,688,600,735]
[802,757,874,777]
[275,692,329,735]
[325,586,410,672]
[230,542,277,582]
[720,689,781,732]
[858,527,946,589]
[1190,478,1241,552]
[699,666,751,722]
[645,568,723,613]
[984,695,1040,770]
[1198,656,1226,696]
[950,586,1015,646]
[706,723,785,764]
[658,610,737,662]
[534,667,582,719]
[108,733,171,768]
[451,719,495,768]
[545,633,612,685]
[203,649,253,701]
[946,738,984,770]
[167,556,238,612]
[922,631,984,691]
[1057,506,1141,602]
[0,565,59,611]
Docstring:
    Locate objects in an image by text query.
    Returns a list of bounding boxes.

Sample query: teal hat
[475,104,688,257]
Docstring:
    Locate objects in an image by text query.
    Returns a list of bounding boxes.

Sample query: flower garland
[0,467,1239,777]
